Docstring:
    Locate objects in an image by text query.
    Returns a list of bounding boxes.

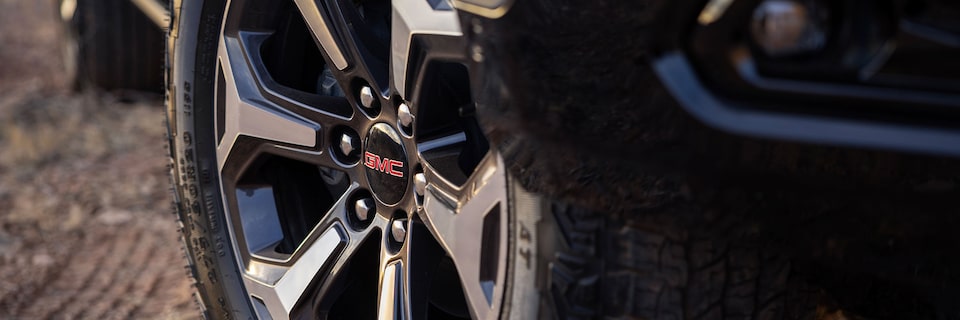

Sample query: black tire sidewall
[168,0,255,319]
[500,179,549,320]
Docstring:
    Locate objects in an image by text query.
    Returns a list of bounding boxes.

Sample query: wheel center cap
[364,123,409,205]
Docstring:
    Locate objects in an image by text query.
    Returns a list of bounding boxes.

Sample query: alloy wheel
[212,0,508,319]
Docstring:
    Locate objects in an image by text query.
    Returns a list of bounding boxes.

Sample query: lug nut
[391,219,407,242]
[359,86,376,109]
[414,173,426,196]
[750,0,827,56]
[354,198,375,221]
[398,103,415,128]
[339,133,356,156]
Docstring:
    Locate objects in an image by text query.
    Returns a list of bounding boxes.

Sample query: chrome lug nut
[414,173,426,196]
[339,133,356,156]
[359,86,376,109]
[354,198,375,221]
[391,219,407,242]
[398,103,415,128]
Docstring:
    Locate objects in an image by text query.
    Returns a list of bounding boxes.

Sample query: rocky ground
[0,0,196,318]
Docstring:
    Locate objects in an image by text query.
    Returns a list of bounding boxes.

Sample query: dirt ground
[0,0,196,318]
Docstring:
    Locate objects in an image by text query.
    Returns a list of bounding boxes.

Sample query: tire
[463,0,960,318]
[58,0,163,92]
[166,0,573,319]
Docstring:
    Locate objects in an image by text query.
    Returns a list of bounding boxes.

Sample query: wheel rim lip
[209,1,509,318]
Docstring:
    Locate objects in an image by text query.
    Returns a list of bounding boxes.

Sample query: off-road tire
[465,0,960,318]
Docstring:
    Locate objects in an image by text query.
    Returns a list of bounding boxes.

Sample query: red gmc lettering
[364,151,404,178]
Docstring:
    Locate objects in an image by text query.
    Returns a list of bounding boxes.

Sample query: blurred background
[0,0,194,318]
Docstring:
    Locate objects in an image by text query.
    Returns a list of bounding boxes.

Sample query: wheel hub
[363,122,409,205]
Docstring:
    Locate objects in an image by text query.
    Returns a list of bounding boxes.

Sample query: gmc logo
[364,151,404,178]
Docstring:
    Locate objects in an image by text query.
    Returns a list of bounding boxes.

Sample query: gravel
[0,0,196,318]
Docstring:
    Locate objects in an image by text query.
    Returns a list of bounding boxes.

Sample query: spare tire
[57,0,163,92]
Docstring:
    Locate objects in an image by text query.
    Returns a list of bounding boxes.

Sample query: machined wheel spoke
[391,0,463,98]
[297,0,396,91]
[216,32,354,173]
[230,31,354,123]
[243,225,345,320]
[243,183,381,320]
[377,260,409,320]
[293,0,350,71]
[417,132,467,154]
[419,153,508,319]
[216,34,318,168]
